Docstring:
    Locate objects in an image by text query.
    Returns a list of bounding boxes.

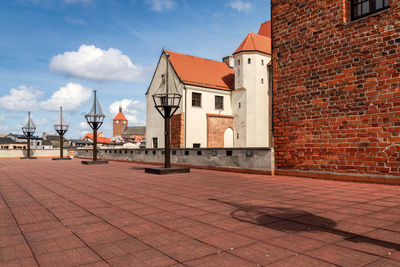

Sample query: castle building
[272,0,400,180]
[146,21,272,149]
[113,106,128,137]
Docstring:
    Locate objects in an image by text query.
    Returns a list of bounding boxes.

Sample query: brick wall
[272,0,400,178]
[207,114,234,147]
[171,113,184,148]
[113,120,126,138]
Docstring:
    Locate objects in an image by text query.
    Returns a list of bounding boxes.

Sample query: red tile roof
[258,21,271,38]
[165,50,234,91]
[113,112,127,121]
[234,33,271,55]
[82,132,112,143]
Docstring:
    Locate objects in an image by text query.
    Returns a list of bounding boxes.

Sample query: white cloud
[0,86,42,111]
[108,99,145,124]
[228,0,252,12]
[41,83,92,111]
[145,0,175,12]
[49,45,145,82]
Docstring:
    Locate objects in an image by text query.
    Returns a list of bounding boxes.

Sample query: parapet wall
[0,149,70,158]
[75,148,274,173]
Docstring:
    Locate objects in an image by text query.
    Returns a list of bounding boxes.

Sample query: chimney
[223,56,234,68]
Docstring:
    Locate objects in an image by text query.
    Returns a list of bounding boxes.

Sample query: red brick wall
[171,113,184,148]
[113,120,126,138]
[272,0,400,177]
[207,114,234,148]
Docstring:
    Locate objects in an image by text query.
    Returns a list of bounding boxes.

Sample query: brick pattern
[2,159,400,266]
[206,114,234,148]
[272,0,400,177]
[113,120,126,138]
[171,113,184,148]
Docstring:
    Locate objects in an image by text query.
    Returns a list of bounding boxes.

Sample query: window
[238,102,241,109]
[237,59,240,65]
[261,78,264,84]
[237,133,239,139]
[351,0,389,20]
[192,92,201,107]
[215,96,224,110]
[152,138,158,148]
[193,143,200,148]
[248,58,251,64]
[261,59,264,65]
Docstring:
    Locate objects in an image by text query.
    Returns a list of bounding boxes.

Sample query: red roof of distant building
[165,50,234,91]
[258,21,271,38]
[82,132,112,143]
[113,112,127,121]
[234,33,271,55]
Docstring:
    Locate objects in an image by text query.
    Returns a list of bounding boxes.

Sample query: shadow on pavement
[209,198,400,251]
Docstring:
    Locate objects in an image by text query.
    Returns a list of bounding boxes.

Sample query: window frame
[351,0,389,21]
[215,95,224,110]
[192,92,202,107]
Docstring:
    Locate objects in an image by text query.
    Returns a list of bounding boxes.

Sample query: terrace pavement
[0,159,400,266]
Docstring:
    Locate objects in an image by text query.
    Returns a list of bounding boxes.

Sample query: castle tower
[232,30,272,147]
[113,105,128,137]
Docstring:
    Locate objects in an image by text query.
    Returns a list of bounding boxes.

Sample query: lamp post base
[81,160,109,165]
[52,157,72,160]
[20,157,37,160]
[145,167,190,175]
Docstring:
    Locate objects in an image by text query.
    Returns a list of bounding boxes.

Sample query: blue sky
[0,0,270,139]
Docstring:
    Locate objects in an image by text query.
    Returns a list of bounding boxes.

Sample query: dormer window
[351,0,389,20]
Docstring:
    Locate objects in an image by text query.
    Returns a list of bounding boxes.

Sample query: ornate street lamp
[81,90,108,165]
[145,52,189,174]
[21,111,37,159]
[53,106,71,160]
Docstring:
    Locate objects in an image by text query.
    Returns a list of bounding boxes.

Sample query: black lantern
[53,106,71,160]
[81,90,108,165]
[145,52,189,174]
[21,111,37,159]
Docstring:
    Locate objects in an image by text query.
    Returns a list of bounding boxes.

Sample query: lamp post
[53,106,71,160]
[21,111,37,159]
[145,52,189,174]
[81,90,108,165]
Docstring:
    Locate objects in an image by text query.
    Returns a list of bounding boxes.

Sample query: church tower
[113,105,128,137]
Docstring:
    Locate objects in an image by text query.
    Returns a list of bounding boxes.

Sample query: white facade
[233,52,271,147]
[146,50,271,148]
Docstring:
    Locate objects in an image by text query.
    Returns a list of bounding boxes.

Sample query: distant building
[146,21,272,149]
[112,107,146,147]
[0,137,26,150]
[82,132,112,146]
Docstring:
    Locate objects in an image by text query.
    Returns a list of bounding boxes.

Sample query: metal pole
[165,106,171,168]
[93,127,97,161]
[60,134,64,158]
[27,135,31,158]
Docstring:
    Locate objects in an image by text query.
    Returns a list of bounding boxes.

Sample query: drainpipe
[184,85,187,148]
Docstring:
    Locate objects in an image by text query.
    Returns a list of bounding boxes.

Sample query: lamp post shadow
[209,198,400,252]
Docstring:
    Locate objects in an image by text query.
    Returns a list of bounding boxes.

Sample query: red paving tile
[0,158,400,266]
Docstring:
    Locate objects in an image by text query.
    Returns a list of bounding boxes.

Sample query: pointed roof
[165,50,235,91]
[113,111,127,121]
[234,32,271,55]
[258,21,271,38]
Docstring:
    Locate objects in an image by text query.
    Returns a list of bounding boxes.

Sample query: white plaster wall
[146,53,184,148]
[184,85,232,148]
[233,52,271,147]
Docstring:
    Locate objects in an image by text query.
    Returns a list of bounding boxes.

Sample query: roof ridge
[165,50,227,65]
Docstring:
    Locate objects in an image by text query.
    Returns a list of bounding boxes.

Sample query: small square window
[197,151,202,156]
[211,150,217,157]
[215,96,224,110]
[192,92,201,107]
[193,143,201,148]
[184,150,190,155]
[172,150,177,155]
[226,150,233,156]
